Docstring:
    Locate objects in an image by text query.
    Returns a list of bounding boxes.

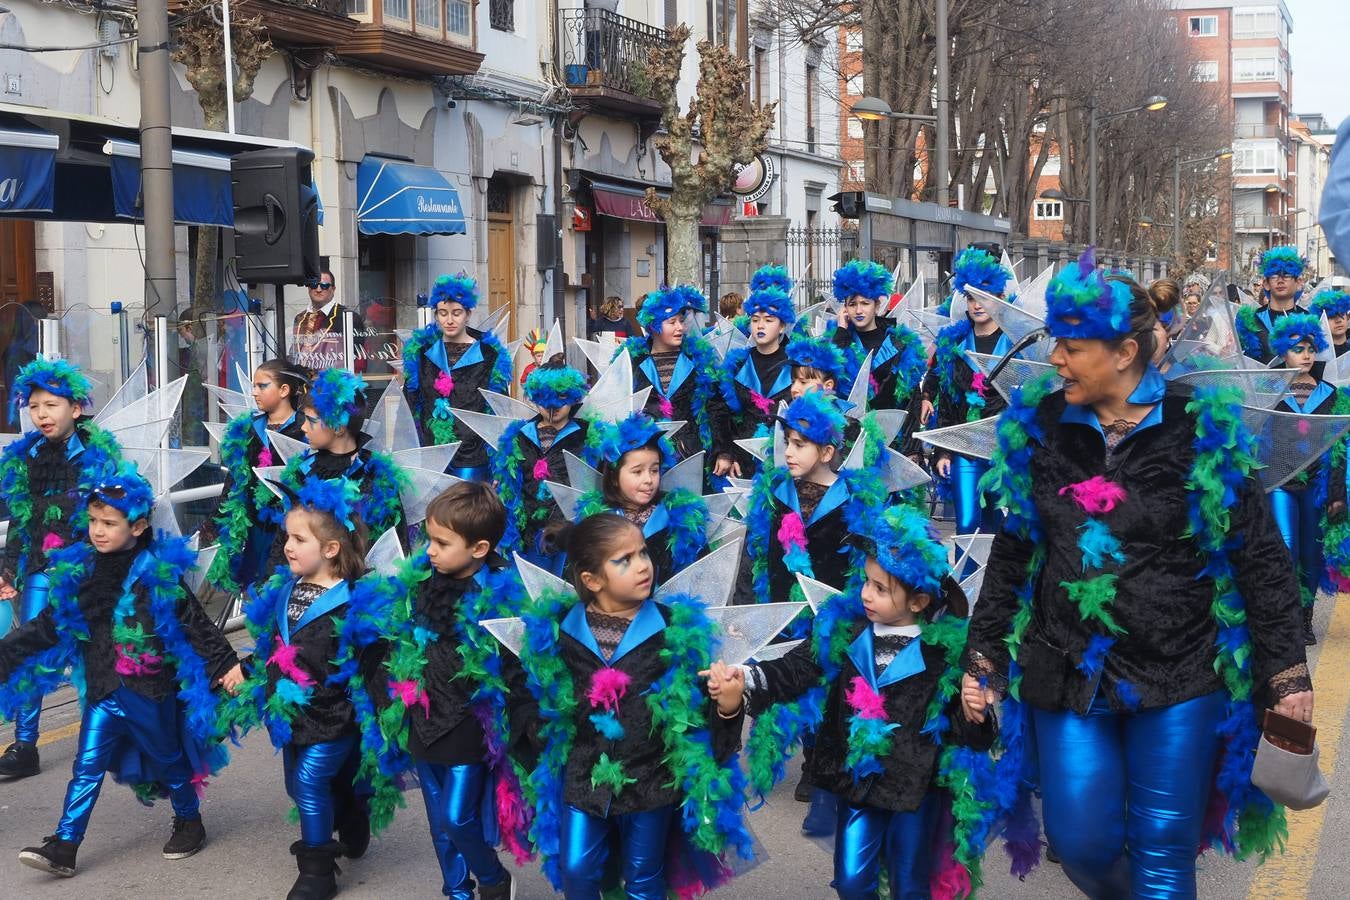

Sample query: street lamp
[1171,147,1233,260]
[1088,94,1168,246]
[1041,188,1088,203]
[850,96,938,124]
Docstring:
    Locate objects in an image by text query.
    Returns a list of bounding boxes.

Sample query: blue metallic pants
[832,793,936,900]
[56,688,199,843]
[14,572,51,743]
[1033,690,1227,899]
[417,761,507,899]
[449,466,490,484]
[1271,488,1324,603]
[951,455,1001,536]
[282,735,360,847]
[559,803,675,900]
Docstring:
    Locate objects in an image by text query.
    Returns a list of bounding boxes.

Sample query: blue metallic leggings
[282,735,360,847]
[14,572,51,743]
[951,455,1001,536]
[1271,487,1323,602]
[832,793,936,900]
[417,761,507,899]
[56,688,199,843]
[1033,690,1227,900]
[560,803,675,900]
[449,466,490,483]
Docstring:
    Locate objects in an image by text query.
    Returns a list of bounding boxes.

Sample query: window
[846,73,863,96]
[1191,61,1219,83]
[385,0,410,21]
[1234,9,1278,38]
[665,0,677,30]
[1043,155,1061,176]
[847,117,863,139]
[805,64,818,152]
[1205,243,1220,262]
[1233,56,1277,82]
[1187,197,1221,217]
[1034,200,1063,220]
[346,0,369,13]
[845,31,862,54]
[1189,16,1218,36]
[846,161,866,183]
[446,0,471,36]
[754,47,768,108]
[1234,140,1283,176]
[489,0,513,32]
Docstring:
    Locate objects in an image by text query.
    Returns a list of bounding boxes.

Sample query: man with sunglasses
[1235,245,1310,364]
[290,270,365,373]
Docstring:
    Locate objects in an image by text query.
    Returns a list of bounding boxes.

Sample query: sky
[1289,0,1350,126]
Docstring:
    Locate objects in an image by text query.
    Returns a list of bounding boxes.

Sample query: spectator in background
[587,295,632,341]
[1321,115,1350,269]
[290,269,365,372]
[718,291,744,320]
[520,327,547,388]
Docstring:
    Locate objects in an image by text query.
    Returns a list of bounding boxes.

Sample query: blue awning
[105,139,234,227]
[356,157,465,236]
[0,126,58,214]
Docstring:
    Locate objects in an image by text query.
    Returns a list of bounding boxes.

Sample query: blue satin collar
[1283,380,1335,414]
[847,626,927,689]
[278,579,352,644]
[561,597,666,664]
[29,429,84,460]
[772,476,851,526]
[1060,365,1167,443]
[427,337,485,375]
[735,353,793,399]
[640,351,695,399]
[523,419,581,449]
[253,410,298,444]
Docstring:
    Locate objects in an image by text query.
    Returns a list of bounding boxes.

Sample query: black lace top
[286,582,328,627]
[586,608,633,661]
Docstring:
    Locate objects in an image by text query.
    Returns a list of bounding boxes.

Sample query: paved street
[1,595,1349,899]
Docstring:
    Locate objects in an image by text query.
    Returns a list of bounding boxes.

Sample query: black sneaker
[479,870,516,900]
[19,836,78,877]
[162,816,206,860]
[0,741,39,779]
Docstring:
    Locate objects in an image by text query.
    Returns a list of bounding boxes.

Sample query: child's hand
[0,582,15,601]
[702,661,745,717]
[961,673,998,724]
[217,663,246,696]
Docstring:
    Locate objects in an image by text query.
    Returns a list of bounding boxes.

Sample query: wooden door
[0,220,36,305]
[487,212,517,340]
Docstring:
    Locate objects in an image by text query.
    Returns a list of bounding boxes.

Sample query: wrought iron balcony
[559,9,670,114]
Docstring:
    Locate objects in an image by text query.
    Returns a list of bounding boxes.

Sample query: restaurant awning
[0,126,58,214]
[356,157,466,236]
[588,177,733,227]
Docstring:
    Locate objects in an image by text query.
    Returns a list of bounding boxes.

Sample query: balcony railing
[1234,123,1284,139]
[490,0,514,31]
[559,9,668,98]
[1233,214,1288,232]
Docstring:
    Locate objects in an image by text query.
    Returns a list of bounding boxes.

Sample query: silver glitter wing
[391,443,463,474]
[365,378,421,455]
[796,573,843,614]
[453,407,524,451]
[545,481,584,520]
[562,450,602,493]
[845,352,874,416]
[705,602,810,667]
[185,544,217,596]
[514,551,575,604]
[1242,406,1350,491]
[655,536,745,608]
[1171,369,1299,409]
[965,352,1062,404]
[480,389,540,421]
[544,319,565,361]
[753,639,804,661]
[364,527,406,578]
[400,467,464,525]
[916,417,1001,461]
[266,430,310,465]
[479,616,528,658]
[662,451,706,496]
[119,446,212,496]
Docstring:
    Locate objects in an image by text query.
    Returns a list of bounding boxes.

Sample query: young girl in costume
[222,479,400,900]
[715,505,996,900]
[501,513,753,899]
[618,285,732,473]
[200,359,309,594]
[926,248,1016,540]
[258,368,407,574]
[1236,245,1309,363]
[1311,288,1350,357]
[829,259,927,419]
[1267,313,1346,646]
[0,357,124,777]
[402,274,512,481]
[722,266,799,477]
[0,463,242,877]
[370,482,532,900]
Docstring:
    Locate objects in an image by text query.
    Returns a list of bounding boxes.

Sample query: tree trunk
[665,206,702,287]
[188,103,227,340]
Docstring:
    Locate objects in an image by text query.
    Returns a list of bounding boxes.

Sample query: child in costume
[1236,245,1310,363]
[1267,314,1346,646]
[715,506,996,900]
[402,274,512,481]
[222,479,400,900]
[926,248,1017,540]
[787,334,847,400]
[371,482,532,900]
[0,463,242,877]
[829,259,927,420]
[258,368,407,574]
[0,357,124,777]
[199,359,309,594]
[1311,288,1350,357]
[494,513,754,899]
[722,266,799,477]
[520,327,548,387]
[618,285,732,472]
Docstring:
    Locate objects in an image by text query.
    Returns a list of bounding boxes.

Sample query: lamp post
[1172,147,1233,261]
[1040,188,1088,242]
[851,96,940,202]
[1088,95,1169,246]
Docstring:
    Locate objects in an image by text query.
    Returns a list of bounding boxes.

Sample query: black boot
[478,870,516,900]
[1304,606,1317,646]
[0,741,40,779]
[336,803,370,860]
[287,840,342,900]
[794,743,813,802]
[19,836,78,877]
[801,787,837,837]
[162,815,206,859]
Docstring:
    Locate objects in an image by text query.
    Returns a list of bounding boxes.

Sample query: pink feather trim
[1058,476,1128,514]
[191,771,211,800]
[587,667,631,713]
[1297,419,1312,436]
[844,675,887,720]
[434,369,455,398]
[749,390,774,415]
[658,396,674,419]
[113,647,163,677]
[931,852,975,900]
[268,637,316,688]
[257,446,274,467]
[495,773,535,865]
[776,511,808,553]
[532,457,550,480]
[389,678,431,717]
[970,371,988,399]
[41,532,65,553]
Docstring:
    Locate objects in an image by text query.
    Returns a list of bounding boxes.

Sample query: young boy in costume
[1236,245,1310,364]
[829,259,927,417]
[722,265,799,477]
[1311,288,1350,357]
[786,334,845,401]
[402,274,512,481]
[0,462,242,877]
[0,357,125,776]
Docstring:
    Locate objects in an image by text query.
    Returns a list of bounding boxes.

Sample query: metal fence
[785,226,858,303]
[558,9,669,96]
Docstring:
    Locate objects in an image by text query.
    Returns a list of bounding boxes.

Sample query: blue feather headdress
[593,411,678,469]
[430,273,480,311]
[12,356,93,412]
[307,368,367,430]
[832,259,892,302]
[786,334,845,383]
[744,286,796,325]
[750,264,793,295]
[1311,289,1350,318]
[1261,245,1306,279]
[524,364,588,410]
[777,390,846,448]
[637,285,707,333]
[952,247,1011,298]
[281,476,362,532]
[857,505,950,597]
[87,461,156,523]
[1045,247,1137,340]
[1270,312,1328,357]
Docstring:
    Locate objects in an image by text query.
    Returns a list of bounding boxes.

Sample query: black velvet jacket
[751,626,993,812]
[924,331,1011,437]
[0,545,239,704]
[735,477,855,606]
[405,327,502,469]
[2,421,101,582]
[724,345,794,472]
[832,319,921,414]
[506,419,591,554]
[199,413,307,547]
[967,385,1308,713]
[631,346,732,462]
[1241,303,1310,365]
[552,605,744,817]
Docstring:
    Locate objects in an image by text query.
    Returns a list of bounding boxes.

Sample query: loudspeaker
[232,148,320,285]
[536,214,557,269]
